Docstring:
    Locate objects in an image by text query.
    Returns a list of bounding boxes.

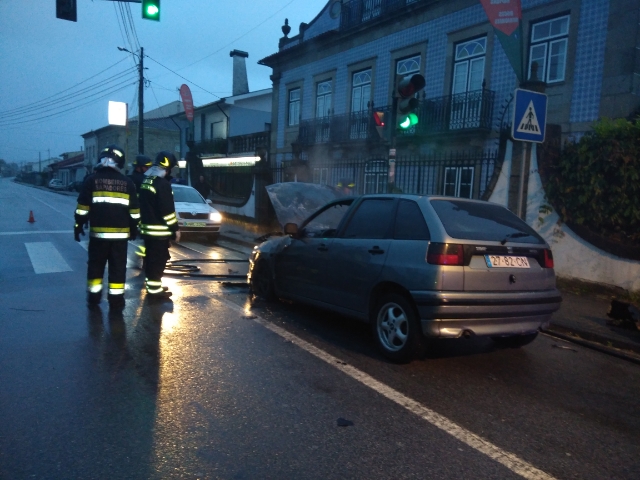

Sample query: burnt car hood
[266,182,345,227]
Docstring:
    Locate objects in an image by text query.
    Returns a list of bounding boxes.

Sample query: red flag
[480,0,521,36]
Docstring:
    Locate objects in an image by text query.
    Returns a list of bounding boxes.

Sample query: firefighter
[74,145,140,310]
[138,151,181,300]
[128,154,152,263]
[129,154,152,191]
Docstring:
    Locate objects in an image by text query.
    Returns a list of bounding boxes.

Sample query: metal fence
[272,151,498,200]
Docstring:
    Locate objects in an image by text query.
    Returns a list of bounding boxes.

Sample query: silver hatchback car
[249,194,562,362]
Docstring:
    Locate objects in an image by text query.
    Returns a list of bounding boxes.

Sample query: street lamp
[118,46,145,154]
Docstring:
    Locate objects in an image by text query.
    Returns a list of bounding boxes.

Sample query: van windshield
[430,199,545,244]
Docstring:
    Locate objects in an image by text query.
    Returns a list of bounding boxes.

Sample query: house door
[450,38,486,130]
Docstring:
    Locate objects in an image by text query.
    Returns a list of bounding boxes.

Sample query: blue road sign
[512,88,547,143]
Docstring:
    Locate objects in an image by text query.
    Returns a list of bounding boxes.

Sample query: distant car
[66,180,83,192]
[249,194,562,362]
[172,184,222,242]
[48,179,65,190]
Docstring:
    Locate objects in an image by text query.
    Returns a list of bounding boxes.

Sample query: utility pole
[118,46,144,154]
[138,47,144,154]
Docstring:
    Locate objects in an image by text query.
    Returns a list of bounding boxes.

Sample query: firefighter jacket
[128,170,146,192]
[138,175,179,238]
[75,167,140,240]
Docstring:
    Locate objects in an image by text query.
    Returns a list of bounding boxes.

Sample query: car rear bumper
[410,289,562,338]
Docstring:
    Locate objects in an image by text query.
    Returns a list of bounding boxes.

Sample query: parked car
[172,184,222,242]
[48,179,65,190]
[248,194,562,362]
[66,180,83,192]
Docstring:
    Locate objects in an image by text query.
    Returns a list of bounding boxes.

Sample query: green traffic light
[399,113,419,129]
[142,0,160,21]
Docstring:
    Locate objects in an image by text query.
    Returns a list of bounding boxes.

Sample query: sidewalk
[219,218,640,363]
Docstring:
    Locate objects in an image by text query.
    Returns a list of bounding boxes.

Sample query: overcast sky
[0,0,328,164]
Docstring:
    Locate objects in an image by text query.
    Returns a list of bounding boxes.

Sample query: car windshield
[173,187,205,204]
[430,199,545,244]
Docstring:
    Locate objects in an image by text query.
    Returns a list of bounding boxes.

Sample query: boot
[108,294,125,310]
[146,290,172,302]
[87,292,101,306]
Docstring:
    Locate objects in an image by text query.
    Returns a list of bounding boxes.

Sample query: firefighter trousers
[87,239,128,298]
[143,237,171,293]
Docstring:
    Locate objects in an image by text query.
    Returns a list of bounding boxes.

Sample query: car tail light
[426,243,464,266]
[543,248,554,268]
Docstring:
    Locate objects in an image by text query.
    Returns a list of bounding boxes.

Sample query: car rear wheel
[492,332,538,348]
[372,293,424,363]
[250,261,275,302]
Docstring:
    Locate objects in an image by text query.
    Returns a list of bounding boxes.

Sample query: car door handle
[368,247,385,255]
[318,244,328,252]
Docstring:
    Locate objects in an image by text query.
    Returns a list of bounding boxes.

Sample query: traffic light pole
[388,95,398,191]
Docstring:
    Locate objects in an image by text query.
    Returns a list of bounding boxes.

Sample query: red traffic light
[397,74,426,98]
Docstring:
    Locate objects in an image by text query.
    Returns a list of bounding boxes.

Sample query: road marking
[25,242,72,274]
[30,195,75,220]
[0,230,72,236]
[220,298,556,480]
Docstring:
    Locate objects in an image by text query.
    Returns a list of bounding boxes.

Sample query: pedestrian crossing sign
[512,88,547,143]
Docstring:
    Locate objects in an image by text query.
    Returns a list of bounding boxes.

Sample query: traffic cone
[27,211,35,223]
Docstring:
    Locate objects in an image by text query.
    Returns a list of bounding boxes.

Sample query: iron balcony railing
[229,131,270,155]
[298,89,494,146]
[298,107,393,146]
[340,0,437,31]
[404,88,495,136]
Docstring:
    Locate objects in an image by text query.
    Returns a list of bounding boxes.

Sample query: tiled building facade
[259,0,639,195]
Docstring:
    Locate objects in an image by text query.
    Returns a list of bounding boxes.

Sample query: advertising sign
[179,84,194,122]
[480,0,523,82]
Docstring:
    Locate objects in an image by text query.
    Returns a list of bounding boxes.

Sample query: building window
[313,167,329,185]
[351,69,371,113]
[364,160,387,194]
[288,88,300,126]
[362,0,382,22]
[316,81,332,118]
[528,15,569,83]
[443,166,474,198]
[397,55,421,76]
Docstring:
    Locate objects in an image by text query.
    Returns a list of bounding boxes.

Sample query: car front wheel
[492,332,538,348]
[371,293,424,363]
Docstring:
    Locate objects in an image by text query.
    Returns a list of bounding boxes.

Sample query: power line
[146,55,223,100]
[0,68,137,120]
[0,80,137,127]
[0,58,130,116]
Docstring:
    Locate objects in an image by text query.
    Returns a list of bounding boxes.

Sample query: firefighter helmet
[97,144,126,169]
[133,154,153,169]
[154,151,178,171]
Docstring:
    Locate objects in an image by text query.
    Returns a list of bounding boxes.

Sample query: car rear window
[430,199,545,244]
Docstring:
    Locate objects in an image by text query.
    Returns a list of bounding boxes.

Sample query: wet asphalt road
[1,178,639,479]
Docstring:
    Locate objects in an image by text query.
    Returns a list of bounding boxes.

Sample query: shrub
[544,118,640,244]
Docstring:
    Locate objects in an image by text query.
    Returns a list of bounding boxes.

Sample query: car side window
[342,199,395,239]
[394,200,430,240]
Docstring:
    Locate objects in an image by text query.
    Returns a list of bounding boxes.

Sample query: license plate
[485,255,530,268]
[183,222,206,227]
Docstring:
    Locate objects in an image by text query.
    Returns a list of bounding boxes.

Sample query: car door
[274,200,353,301]
[322,197,396,314]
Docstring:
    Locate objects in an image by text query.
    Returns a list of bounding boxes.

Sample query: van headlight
[210,212,222,222]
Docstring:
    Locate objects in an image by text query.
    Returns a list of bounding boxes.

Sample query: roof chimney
[230,50,249,96]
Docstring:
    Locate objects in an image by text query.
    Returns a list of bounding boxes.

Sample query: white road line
[25,242,72,274]
[0,230,72,236]
[220,298,557,480]
[30,195,75,220]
